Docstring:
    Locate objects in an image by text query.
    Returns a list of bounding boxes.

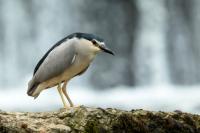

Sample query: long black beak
[99,45,114,55]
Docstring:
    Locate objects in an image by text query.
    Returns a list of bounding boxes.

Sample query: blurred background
[0,0,200,113]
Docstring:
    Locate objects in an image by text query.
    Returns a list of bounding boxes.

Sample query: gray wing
[33,42,76,83]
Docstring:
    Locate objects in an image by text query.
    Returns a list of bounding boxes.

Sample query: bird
[27,32,114,108]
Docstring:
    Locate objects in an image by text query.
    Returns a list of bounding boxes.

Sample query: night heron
[27,32,114,108]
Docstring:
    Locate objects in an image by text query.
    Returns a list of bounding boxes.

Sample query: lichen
[0,106,199,133]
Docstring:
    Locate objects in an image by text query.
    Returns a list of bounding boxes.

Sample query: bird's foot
[59,106,70,111]
[71,104,81,108]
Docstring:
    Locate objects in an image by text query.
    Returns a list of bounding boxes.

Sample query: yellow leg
[62,82,74,107]
[57,83,68,108]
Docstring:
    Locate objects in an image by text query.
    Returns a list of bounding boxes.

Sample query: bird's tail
[27,78,40,98]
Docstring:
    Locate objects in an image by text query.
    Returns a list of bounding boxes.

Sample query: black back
[33,32,104,75]
[74,32,104,42]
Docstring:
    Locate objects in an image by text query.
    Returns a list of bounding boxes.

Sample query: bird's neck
[75,41,98,61]
[78,51,97,62]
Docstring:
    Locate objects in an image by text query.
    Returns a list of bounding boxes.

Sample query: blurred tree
[166,0,200,85]
[78,0,138,88]
[1,0,200,88]
[133,0,169,85]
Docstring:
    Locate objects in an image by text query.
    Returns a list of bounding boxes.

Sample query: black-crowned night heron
[27,32,114,108]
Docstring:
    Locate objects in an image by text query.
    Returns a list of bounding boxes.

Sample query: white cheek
[78,39,101,54]
[92,46,101,52]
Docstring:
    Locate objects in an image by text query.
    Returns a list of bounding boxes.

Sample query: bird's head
[73,33,114,55]
[90,39,114,55]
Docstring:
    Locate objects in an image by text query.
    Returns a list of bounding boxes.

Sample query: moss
[85,120,107,133]
[0,106,199,132]
[112,113,148,133]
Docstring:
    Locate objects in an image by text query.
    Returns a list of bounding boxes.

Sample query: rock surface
[0,106,199,133]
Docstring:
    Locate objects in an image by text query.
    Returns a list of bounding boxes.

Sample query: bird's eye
[92,40,98,46]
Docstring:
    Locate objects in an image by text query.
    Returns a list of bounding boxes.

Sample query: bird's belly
[62,62,88,81]
[39,60,89,89]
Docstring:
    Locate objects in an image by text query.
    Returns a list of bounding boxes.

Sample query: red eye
[92,40,98,46]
